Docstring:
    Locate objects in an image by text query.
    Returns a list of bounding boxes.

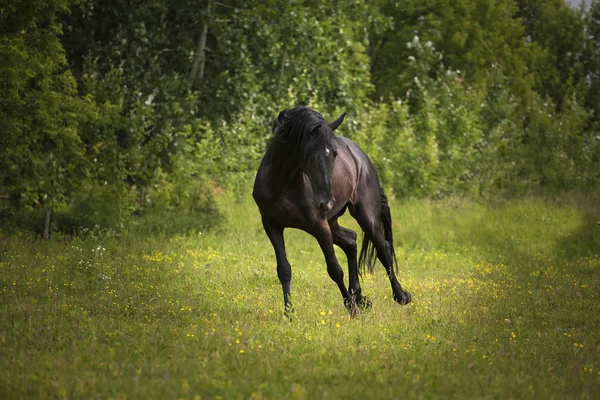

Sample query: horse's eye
[325,148,330,157]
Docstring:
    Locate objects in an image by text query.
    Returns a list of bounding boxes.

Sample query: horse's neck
[266,145,302,188]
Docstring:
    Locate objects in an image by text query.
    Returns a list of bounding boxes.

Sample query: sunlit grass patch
[0,193,598,398]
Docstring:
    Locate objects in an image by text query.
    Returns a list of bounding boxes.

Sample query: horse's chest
[257,190,311,228]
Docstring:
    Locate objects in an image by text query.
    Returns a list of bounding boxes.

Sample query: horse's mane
[268,106,332,180]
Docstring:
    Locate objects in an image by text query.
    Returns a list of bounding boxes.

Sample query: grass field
[1,192,599,399]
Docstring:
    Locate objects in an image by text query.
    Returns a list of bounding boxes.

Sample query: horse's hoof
[360,298,373,310]
[394,291,412,305]
[345,296,371,317]
[284,306,295,321]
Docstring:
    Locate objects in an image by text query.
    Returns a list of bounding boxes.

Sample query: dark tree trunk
[43,207,51,240]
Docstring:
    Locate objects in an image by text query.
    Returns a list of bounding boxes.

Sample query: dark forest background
[2,0,599,237]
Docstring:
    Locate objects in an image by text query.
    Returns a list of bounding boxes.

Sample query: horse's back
[335,136,380,185]
[334,136,382,206]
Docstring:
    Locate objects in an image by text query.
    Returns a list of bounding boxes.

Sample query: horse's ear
[273,108,288,134]
[328,112,346,131]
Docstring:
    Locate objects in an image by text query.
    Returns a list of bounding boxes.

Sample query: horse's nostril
[319,200,334,212]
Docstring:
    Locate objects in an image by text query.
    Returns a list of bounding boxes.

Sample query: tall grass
[0,192,598,398]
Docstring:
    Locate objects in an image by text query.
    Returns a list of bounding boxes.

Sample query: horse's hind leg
[330,221,368,308]
[261,216,293,316]
[354,206,411,305]
[374,233,411,305]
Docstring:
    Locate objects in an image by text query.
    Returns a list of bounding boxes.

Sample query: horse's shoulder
[252,162,272,200]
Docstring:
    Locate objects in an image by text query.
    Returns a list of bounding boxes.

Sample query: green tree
[0,0,92,238]
[516,0,588,108]
[584,0,600,126]
[370,0,533,101]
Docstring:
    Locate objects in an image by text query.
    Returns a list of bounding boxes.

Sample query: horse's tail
[358,187,397,276]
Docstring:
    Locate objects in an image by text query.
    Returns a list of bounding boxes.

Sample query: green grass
[1,192,599,399]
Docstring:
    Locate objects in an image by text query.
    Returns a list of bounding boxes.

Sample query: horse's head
[271,107,346,213]
[303,112,346,213]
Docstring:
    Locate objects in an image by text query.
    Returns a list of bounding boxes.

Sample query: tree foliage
[1,0,599,236]
[0,0,95,236]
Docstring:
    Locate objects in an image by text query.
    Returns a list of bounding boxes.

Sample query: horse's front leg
[312,220,353,311]
[261,216,293,316]
[330,222,369,310]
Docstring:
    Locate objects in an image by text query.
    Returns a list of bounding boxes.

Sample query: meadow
[1,192,599,399]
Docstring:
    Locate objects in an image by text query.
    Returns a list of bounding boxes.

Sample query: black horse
[253,106,411,314]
